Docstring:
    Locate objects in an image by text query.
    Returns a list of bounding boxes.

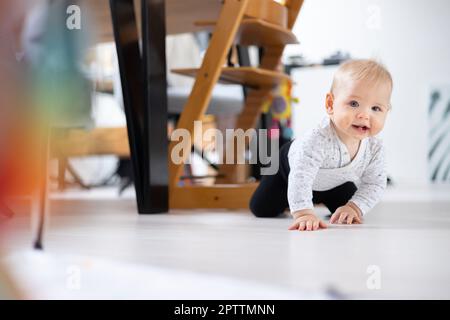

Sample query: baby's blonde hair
[330,59,393,95]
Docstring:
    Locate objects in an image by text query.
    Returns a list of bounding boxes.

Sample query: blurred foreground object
[0,0,92,248]
[26,0,91,249]
[0,0,27,219]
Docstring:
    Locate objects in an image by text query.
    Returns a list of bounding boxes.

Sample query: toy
[262,79,298,140]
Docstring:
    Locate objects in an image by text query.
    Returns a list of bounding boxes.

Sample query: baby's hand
[288,209,328,231]
[330,204,362,225]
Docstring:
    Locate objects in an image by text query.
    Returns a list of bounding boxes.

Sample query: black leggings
[249,140,357,218]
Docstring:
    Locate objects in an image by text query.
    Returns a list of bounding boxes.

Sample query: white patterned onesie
[287,117,387,215]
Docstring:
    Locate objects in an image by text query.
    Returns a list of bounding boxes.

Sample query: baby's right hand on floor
[288,209,328,231]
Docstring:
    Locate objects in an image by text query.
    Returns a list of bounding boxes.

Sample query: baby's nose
[357,111,369,120]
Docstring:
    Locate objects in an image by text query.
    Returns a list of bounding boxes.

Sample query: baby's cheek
[371,123,384,135]
[376,123,384,133]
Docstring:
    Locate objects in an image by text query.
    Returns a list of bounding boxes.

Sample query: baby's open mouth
[352,124,370,132]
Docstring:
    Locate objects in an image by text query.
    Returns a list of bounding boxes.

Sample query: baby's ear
[325,93,334,114]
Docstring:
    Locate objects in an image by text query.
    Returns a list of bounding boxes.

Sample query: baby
[250,59,392,231]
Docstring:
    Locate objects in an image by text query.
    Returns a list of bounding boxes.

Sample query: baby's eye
[372,106,382,112]
[349,100,359,108]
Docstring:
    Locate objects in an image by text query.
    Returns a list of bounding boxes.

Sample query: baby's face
[326,78,391,142]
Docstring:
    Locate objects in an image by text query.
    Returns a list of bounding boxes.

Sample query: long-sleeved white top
[287,117,387,216]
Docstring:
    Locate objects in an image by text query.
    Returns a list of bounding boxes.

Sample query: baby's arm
[349,142,387,216]
[287,132,327,231]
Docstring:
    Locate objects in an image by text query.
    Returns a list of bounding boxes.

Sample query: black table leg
[141,0,169,213]
[110,0,168,213]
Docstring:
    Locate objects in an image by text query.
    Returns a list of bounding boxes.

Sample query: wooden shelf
[171,67,291,88]
[195,18,298,46]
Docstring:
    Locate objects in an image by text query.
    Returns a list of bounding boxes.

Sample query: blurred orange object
[0,0,39,201]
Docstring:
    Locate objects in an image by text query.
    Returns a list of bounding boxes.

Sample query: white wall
[286,0,450,186]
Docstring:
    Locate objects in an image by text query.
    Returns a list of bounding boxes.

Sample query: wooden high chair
[169,0,304,209]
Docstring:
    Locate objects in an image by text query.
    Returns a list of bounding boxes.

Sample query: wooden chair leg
[33,129,50,250]
[57,157,67,191]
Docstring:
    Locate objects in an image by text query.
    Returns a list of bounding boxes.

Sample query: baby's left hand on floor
[330,205,362,225]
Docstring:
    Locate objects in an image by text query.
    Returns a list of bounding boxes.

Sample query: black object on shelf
[284,51,351,75]
[322,50,351,65]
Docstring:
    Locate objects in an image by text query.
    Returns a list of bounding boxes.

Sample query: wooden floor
[2,187,450,299]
